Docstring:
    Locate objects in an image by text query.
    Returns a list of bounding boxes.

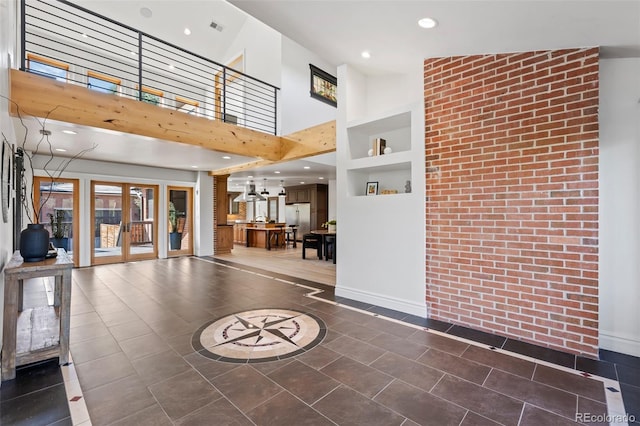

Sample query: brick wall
[424,48,599,356]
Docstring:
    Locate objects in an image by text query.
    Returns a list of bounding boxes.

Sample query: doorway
[34,177,80,267]
[167,186,193,256]
[91,181,158,265]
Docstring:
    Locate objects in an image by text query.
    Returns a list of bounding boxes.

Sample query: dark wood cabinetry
[285,184,328,232]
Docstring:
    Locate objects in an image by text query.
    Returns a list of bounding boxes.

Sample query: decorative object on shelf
[322,219,336,233]
[19,223,49,262]
[383,146,392,155]
[380,189,398,195]
[48,210,69,251]
[405,180,412,193]
[367,148,374,157]
[372,138,386,156]
[2,96,97,262]
[366,181,378,196]
[309,64,337,107]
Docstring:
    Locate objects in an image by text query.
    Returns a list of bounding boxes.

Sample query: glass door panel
[35,177,79,266]
[92,183,123,264]
[128,185,157,261]
[168,187,193,256]
[91,181,158,265]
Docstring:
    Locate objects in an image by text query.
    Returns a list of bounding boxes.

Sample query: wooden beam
[279,120,336,161]
[209,121,336,175]
[9,69,282,161]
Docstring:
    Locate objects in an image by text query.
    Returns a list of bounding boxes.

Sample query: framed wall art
[366,181,378,196]
[309,64,337,107]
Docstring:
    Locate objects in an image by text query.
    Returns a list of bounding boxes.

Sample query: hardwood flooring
[213,243,336,286]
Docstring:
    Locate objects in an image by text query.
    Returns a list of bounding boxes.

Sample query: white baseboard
[599,331,640,357]
[334,285,427,318]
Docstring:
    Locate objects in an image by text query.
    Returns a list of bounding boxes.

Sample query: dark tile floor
[3,256,639,425]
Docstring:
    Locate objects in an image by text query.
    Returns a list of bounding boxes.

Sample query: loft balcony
[8,0,336,167]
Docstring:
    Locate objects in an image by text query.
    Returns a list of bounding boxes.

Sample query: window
[87,71,120,94]
[27,54,68,82]
[135,86,163,106]
[175,96,198,115]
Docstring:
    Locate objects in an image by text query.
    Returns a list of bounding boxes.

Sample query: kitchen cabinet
[233,223,247,244]
[284,184,327,232]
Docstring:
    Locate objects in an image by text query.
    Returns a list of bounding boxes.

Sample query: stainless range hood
[233,184,266,202]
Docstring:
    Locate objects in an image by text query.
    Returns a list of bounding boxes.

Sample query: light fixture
[184,28,191,35]
[318,177,324,180]
[278,180,286,196]
[260,178,269,195]
[303,166,310,169]
[361,51,371,59]
[222,155,231,160]
[418,17,438,29]
[248,175,253,179]
[140,7,152,18]
[274,171,280,174]
[62,130,77,135]
[300,181,305,184]
[55,148,67,152]
[191,165,198,168]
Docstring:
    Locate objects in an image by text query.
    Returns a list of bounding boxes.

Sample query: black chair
[324,235,336,264]
[302,233,322,259]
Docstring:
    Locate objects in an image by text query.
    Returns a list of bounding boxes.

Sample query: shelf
[346,150,413,172]
[347,110,411,160]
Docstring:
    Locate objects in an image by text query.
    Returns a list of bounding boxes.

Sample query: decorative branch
[1,94,97,224]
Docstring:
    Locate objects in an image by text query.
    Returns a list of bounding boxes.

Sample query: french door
[91,181,158,265]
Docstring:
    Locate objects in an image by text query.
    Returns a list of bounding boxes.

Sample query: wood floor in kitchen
[214,243,336,286]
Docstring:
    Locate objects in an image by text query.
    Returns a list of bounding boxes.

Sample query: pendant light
[260,178,269,195]
[278,180,286,196]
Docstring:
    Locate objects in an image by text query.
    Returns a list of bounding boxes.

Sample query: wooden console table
[2,249,73,381]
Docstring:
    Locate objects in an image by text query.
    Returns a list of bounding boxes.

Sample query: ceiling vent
[209,20,224,32]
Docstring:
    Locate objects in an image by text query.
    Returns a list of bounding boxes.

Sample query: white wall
[599,57,640,357]
[0,0,18,343]
[280,37,336,135]
[335,64,426,316]
[221,16,281,88]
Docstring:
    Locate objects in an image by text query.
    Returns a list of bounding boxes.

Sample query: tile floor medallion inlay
[192,308,326,363]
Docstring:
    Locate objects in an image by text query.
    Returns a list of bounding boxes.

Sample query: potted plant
[168,202,183,250]
[323,219,336,233]
[48,210,69,251]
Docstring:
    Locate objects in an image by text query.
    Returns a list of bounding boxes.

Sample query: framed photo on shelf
[366,181,378,196]
[309,64,337,107]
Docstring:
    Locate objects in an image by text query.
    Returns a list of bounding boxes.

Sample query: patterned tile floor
[2,256,639,425]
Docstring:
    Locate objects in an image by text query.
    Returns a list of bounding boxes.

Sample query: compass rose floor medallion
[192,308,327,363]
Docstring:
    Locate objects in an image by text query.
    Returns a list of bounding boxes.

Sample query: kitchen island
[245,222,287,250]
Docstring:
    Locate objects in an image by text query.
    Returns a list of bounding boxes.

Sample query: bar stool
[324,234,336,264]
[302,233,322,259]
[285,225,297,248]
[269,225,285,249]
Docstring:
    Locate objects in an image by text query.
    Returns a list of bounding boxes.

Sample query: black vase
[20,223,50,262]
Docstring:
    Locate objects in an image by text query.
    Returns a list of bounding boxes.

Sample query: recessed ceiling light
[300,181,305,184]
[361,51,371,59]
[62,130,77,135]
[248,175,253,178]
[274,171,280,174]
[418,17,438,29]
[222,155,231,160]
[191,165,198,168]
[318,177,324,180]
[184,28,191,36]
[303,166,310,169]
[55,148,67,152]
[140,7,152,18]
